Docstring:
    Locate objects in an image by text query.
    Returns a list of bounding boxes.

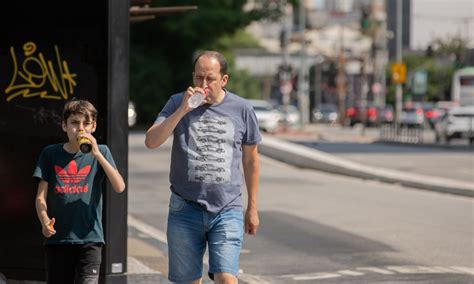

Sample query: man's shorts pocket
[169,192,186,212]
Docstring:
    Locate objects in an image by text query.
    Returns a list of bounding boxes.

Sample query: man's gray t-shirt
[156,90,261,213]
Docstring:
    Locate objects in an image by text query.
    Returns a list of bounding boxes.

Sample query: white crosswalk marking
[357,267,395,274]
[127,257,161,275]
[450,266,474,275]
[128,215,168,244]
[338,270,364,276]
[238,273,271,284]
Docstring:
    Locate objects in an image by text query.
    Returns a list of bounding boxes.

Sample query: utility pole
[361,54,369,136]
[336,24,346,125]
[395,0,403,127]
[297,0,309,125]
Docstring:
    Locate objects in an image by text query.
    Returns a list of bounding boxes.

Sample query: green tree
[130,0,285,124]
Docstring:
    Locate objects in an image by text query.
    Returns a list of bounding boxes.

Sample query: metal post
[337,24,346,125]
[395,0,403,128]
[298,0,309,125]
[361,55,369,136]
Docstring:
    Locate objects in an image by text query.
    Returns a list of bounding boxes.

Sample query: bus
[435,67,474,143]
[451,66,474,106]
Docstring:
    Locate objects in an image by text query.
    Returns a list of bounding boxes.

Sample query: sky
[411,0,473,49]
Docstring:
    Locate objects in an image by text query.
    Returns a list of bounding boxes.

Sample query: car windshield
[319,104,336,111]
[253,105,272,111]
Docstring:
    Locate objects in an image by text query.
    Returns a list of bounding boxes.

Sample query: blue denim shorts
[167,192,244,283]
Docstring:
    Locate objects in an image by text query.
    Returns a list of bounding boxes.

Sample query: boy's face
[62,113,96,143]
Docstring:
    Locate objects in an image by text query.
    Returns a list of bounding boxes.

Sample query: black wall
[0,0,129,281]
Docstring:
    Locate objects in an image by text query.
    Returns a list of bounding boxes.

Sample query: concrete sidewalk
[259,125,474,198]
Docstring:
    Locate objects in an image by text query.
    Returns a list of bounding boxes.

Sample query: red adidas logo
[55,160,91,184]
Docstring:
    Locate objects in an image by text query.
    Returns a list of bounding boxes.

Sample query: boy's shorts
[167,192,244,283]
[46,242,102,284]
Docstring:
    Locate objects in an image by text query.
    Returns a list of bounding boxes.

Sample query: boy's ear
[61,121,67,132]
[91,121,97,133]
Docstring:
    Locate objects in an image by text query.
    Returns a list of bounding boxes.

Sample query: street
[127,132,473,283]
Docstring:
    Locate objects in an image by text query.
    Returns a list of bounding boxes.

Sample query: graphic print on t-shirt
[188,115,234,184]
[54,160,91,194]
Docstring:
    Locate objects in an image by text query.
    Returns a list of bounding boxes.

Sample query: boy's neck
[63,142,80,154]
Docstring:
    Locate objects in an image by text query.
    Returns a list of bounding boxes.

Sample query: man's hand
[245,208,259,235]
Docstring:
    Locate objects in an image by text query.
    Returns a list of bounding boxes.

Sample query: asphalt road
[127,132,473,284]
[280,124,474,183]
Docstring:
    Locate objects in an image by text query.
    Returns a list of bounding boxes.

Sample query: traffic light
[280,28,288,49]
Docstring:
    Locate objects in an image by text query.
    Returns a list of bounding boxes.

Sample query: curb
[259,135,474,198]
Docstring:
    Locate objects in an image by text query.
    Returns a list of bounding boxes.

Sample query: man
[145,51,261,284]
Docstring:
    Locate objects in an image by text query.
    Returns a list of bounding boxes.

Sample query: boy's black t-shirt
[33,143,117,245]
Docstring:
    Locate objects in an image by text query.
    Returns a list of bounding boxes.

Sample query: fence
[380,123,424,144]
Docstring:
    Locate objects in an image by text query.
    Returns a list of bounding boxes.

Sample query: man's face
[62,113,96,143]
[193,56,228,102]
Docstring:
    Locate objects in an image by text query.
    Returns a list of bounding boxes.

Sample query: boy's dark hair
[193,51,228,76]
[62,99,98,123]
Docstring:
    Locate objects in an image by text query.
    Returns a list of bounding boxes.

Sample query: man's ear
[221,74,229,87]
[61,121,67,132]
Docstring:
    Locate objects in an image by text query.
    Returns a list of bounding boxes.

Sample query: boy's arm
[95,153,126,193]
[80,133,126,193]
[242,144,260,235]
[35,180,56,237]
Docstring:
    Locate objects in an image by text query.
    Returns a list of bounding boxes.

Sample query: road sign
[391,62,406,84]
[413,70,428,95]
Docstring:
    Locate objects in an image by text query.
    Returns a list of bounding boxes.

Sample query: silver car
[249,99,280,133]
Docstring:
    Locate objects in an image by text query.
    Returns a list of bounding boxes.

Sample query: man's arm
[242,144,260,235]
[145,87,196,149]
[145,107,187,149]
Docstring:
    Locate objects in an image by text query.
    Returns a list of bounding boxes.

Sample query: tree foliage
[385,36,468,105]
[130,0,282,124]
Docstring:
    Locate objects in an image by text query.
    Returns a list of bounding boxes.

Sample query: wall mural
[4,41,77,102]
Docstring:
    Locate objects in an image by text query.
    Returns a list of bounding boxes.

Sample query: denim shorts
[167,192,244,283]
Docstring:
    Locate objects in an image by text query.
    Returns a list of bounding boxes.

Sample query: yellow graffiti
[5,42,77,102]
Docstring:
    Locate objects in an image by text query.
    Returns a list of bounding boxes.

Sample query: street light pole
[395,0,403,126]
[297,0,309,125]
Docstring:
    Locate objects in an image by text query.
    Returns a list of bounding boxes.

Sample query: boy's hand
[79,132,100,157]
[42,218,56,238]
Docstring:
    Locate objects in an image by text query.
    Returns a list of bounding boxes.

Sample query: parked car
[128,101,137,127]
[277,104,300,127]
[422,102,441,129]
[312,103,338,123]
[249,99,280,133]
[434,106,474,144]
[346,103,378,126]
[378,104,394,124]
[401,106,425,127]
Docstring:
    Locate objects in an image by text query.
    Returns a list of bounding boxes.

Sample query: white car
[249,99,280,133]
[435,106,474,143]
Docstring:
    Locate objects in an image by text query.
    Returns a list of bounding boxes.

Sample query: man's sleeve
[154,94,179,124]
[243,104,262,145]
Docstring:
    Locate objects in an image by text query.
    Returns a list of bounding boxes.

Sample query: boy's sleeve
[100,145,117,169]
[32,147,50,182]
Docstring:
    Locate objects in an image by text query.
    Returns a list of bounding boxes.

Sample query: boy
[34,99,125,284]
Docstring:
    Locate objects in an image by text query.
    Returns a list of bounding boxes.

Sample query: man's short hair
[62,99,98,123]
[193,51,228,76]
